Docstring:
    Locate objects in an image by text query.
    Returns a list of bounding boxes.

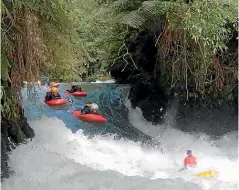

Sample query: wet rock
[109,27,238,130]
[1,138,9,179]
[19,116,35,139]
[8,120,26,144]
[175,102,238,136]
[110,30,167,124]
[129,75,167,124]
[1,109,35,180]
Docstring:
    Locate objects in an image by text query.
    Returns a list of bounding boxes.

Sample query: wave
[2,115,238,190]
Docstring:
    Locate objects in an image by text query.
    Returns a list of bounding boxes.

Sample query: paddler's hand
[68,98,73,103]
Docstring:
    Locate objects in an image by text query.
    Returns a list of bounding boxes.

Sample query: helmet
[187,150,192,156]
[50,82,54,85]
[91,103,99,110]
[51,87,58,93]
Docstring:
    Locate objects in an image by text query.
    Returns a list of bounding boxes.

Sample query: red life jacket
[184,155,197,167]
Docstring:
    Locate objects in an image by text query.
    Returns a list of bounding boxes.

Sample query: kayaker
[45,87,61,102]
[81,103,99,115]
[66,83,83,93]
[42,76,50,86]
[49,82,56,86]
[178,150,197,172]
[45,91,51,100]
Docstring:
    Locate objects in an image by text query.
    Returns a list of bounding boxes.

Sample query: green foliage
[1,0,237,120]
[68,0,136,79]
[86,75,99,82]
[120,0,238,101]
[123,0,237,53]
[1,86,19,120]
[1,51,11,81]
[1,0,83,118]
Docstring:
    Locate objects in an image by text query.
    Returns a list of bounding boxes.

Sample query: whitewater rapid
[2,103,238,190]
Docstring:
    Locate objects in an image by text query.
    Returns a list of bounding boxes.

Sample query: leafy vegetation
[72,0,237,104]
[1,0,238,119]
[120,0,238,103]
[1,0,79,119]
[97,0,237,105]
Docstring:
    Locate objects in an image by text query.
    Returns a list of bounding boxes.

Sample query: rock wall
[110,30,168,124]
[109,28,238,133]
[1,109,35,179]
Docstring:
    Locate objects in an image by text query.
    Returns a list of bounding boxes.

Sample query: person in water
[45,87,61,102]
[67,83,83,93]
[178,150,197,172]
[81,103,99,115]
[42,76,50,86]
[49,82,55,86]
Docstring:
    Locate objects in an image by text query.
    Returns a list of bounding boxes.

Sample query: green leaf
[1,52,11,81]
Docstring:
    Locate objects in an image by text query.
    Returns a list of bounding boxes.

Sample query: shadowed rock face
[109,27,238,133]
[128,75,168,124]
[1,110,35,180]
[173,102,238,136]
[110,30,168,124]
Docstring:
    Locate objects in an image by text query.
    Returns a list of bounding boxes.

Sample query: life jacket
[46,93,61,101]
[45,92,52,101]
[81,106,99,115]
[75,87,82,92]
[51,93,61,100]
[69,85,83,93]
[184,155,197,167]
[77,87,83,92]
[69,86,77,93]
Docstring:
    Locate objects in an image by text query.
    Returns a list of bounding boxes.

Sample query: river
[2,83,238,190]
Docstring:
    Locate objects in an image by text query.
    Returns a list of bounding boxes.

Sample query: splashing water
[2,83,238,190]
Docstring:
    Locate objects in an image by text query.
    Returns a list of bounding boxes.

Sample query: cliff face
[1,108,35,179]
[109,28,238,133]
[110,30,168,124]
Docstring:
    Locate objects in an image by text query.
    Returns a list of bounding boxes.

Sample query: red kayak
[64,90,87,97]
[43,98,67,106]
[50,83,60,88]
[73,110,106,123]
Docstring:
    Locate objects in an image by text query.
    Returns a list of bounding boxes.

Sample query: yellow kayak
[195,170,219,178]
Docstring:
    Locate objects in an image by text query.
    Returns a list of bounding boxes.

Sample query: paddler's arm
[69,89,74,93]
[81,105,91,114]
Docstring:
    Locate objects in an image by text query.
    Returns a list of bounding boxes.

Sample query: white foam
[126,101,238,186]
[2,115,238,190]
[91,79,115,83]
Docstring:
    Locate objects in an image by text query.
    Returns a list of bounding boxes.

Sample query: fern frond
[122,10,146,28]
[121,0,166,28]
